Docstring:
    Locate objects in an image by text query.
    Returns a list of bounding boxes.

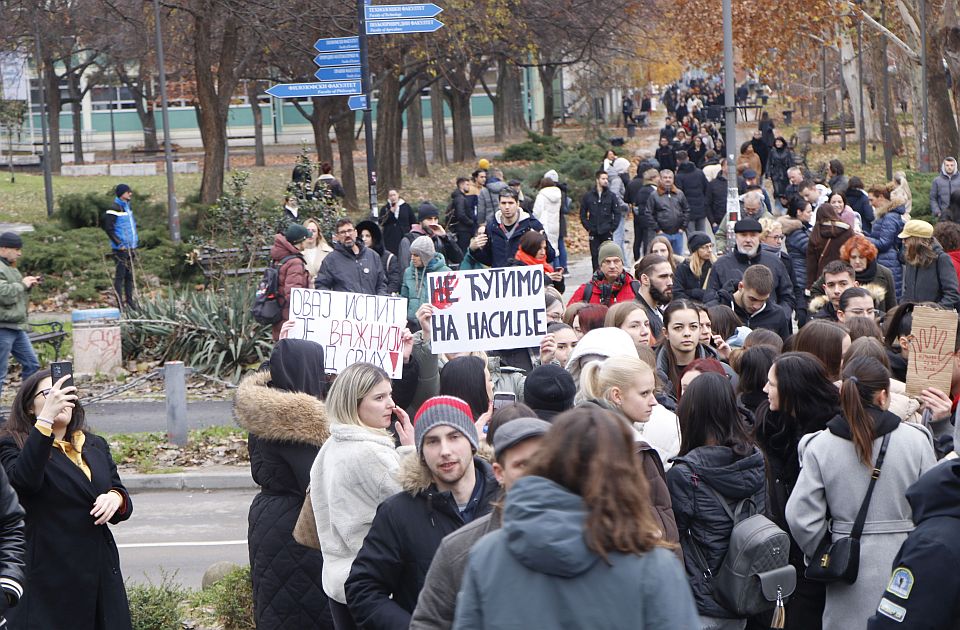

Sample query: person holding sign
[401,236,450,326]
[310,362,415,630]
[315,219,388,296]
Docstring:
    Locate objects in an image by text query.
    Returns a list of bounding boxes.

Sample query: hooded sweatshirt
[453,476,700,630]
[532,185,562,251]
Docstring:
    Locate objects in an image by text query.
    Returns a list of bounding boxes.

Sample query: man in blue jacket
[469,189,553,269]
[101,183,139,310]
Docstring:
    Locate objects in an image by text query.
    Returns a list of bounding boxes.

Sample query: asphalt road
[86,400,235,435]
[115,488,256,588]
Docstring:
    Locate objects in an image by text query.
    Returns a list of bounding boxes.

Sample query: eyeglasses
[766,234,784,241]
[34,388,51,399]
[337,228,356,236]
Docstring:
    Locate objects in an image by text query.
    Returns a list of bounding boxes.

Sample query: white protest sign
[287,288,407,378]
[427,265,547,354]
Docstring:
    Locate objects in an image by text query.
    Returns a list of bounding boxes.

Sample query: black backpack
[251,254,299,325]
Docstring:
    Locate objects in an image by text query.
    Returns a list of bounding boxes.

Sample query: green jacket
[0,259,28,330]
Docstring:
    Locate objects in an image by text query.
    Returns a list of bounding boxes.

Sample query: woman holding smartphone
[0,369,133,629]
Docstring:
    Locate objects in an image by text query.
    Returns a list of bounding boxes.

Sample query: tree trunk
[491,57,507,143]
[924,2,960,160]
[839,31,880,142]
[447,89,475,163]
[246,81,265,167]
[430,82,447,165]
[868,30,903,155]
[375,71,403,192]
[332,101,359,211]
[67,72,84,164]
[406,81,428,177]
[505,62,527,135]
[43,58,62,173]
[538,65,558,136]
[293,97,335,164]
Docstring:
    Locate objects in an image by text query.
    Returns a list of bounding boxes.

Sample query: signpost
[365,18,444,35]
[313,51,362,67]
[364,3,442,19]
[268,3,446,219]
[315,66,362,81]
[348,95,369,111]
[265,81,362,99]
[313,36,360,53]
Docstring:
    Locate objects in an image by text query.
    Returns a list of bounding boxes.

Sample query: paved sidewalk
[124,465,256,493]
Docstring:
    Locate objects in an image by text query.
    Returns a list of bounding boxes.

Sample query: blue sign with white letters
[348,95,369,110]
[365,18,444,35]
[313,51,362,67]
[315,66,362,81]
[365,3,443,20]
[266,81,363,99]
[313,36,360,53]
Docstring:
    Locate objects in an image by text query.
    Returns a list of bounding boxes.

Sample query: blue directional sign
[313,36,360,53]
[348,95,369,111]
[315,66,362,81]
[314,51,362,67]
[366,18,444,35]
[365,3,443,20]
[266,81,363,99]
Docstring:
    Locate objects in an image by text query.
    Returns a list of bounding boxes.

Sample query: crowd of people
[5,77,960,629]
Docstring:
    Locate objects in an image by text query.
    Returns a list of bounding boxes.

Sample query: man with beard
[634,253,673,342]
[345,396,499,630]
[715,190,769,253]
[315,218,388,295]
[705,217,794,313]
[567,241,640,307]
[714,263,792,339]
[579,170,621,271]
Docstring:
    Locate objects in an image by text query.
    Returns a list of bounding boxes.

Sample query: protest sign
[287,288,407,378]
[427,265,547,355]
[905,306,957,397]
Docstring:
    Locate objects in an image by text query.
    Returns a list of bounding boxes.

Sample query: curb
[125,469,258,492]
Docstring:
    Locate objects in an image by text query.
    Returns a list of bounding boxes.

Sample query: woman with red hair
[809,234,897,314]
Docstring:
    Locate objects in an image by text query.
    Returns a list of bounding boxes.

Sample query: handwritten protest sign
[287,288,407,378]
[427,265,547,355]
[905,306,957,397]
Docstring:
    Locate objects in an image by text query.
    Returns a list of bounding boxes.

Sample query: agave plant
[122,281,272,382]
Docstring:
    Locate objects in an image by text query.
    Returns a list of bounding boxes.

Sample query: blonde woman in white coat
[532,176,562,255]
[310,362,415,630]
[786,356,936,630]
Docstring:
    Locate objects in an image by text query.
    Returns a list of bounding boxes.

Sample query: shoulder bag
[804,432,890,584]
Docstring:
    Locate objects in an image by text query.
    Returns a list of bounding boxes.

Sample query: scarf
[514,249,554,273]
[591,269,625,306]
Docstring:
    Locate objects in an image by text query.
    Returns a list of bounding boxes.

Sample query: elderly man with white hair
[714,189,770,254]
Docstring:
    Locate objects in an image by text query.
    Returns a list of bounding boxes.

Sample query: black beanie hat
[522,364,576,421]
[115,183,132,197]
[686,232,712,253]
[0,232,23,249]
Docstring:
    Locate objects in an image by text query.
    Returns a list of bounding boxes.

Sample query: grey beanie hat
[410,235,436,261]
[413,395,479,454]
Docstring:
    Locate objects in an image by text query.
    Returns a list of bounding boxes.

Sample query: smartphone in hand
[50,361,74,389]
[492,391,517,412]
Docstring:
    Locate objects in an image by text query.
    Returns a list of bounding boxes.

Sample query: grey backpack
[690,484,797,618]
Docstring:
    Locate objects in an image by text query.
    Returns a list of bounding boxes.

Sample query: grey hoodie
[453,475,699,630]
[930,160,960,217]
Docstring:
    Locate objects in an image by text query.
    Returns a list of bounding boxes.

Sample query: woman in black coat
[0,369,133,630]
[378,191,414,256]
[236,339,334,630]
[357,220,402,295]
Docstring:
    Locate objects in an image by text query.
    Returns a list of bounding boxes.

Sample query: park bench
[195,245,273,283]
[27,321,67,361]
[820,118,856,139]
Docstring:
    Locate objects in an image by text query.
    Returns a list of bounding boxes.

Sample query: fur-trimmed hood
[396,446,495,495]
[234,370,330,447]
[809,282,888,315]
[777,214,805,235]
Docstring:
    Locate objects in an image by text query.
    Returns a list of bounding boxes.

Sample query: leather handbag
[292,485,321,551]
[805,432,890,584]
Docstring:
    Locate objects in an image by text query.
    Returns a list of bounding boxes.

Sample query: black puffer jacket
[674,161,709,221]
[579,188,621,237]
[667,445,767,619]
[235,368,334,630]
[345,454,499,630]
[705,248,795,311]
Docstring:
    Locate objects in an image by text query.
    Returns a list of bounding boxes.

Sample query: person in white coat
[310,362,415,630]
[785,356,936,630]
[532,175,562,256]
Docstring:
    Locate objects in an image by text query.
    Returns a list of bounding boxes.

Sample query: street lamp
[722,0,739,246]
[857,2,866,164]
[32,19,54,219]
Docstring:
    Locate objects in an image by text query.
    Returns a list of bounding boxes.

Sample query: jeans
[613,214,626,257]
[687,218,713,242]
[557,238,568,270]
[0,328,39,402]
[589,233,613,271]
[663,231,686,255]
[113,249,137,309]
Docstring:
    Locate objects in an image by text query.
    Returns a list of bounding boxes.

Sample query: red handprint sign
[905,306,958,397]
